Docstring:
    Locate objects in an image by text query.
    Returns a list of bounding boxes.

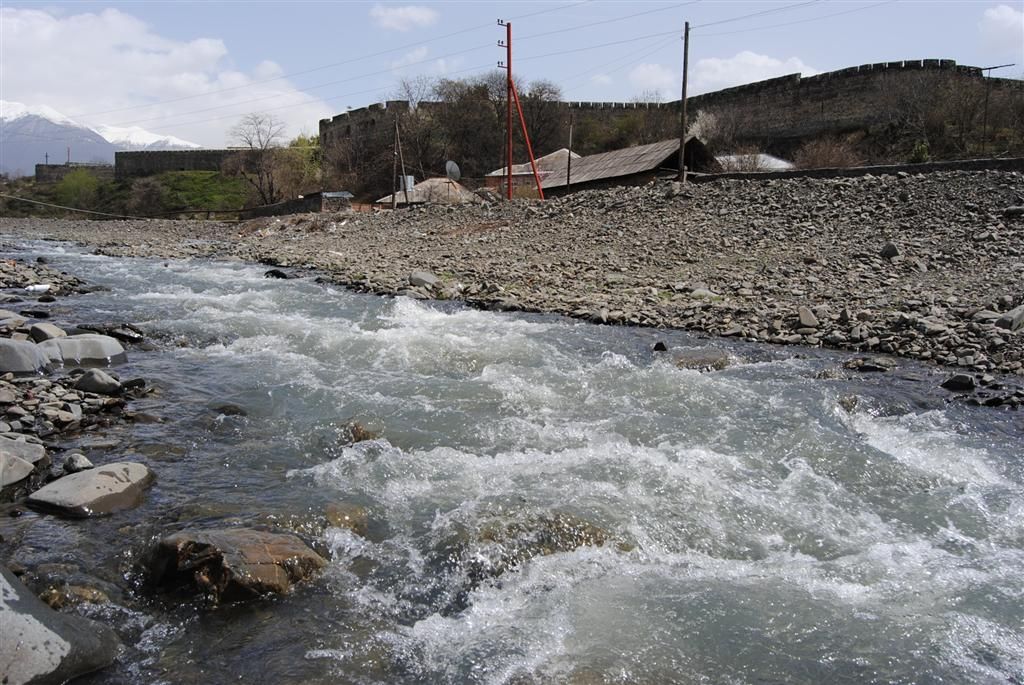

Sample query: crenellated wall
[319,59,1023,153]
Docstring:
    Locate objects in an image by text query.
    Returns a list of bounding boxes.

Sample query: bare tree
[228,113,287,205]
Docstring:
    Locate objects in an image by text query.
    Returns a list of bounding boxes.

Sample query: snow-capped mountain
[0,100,199,177]
[95,124,200,152]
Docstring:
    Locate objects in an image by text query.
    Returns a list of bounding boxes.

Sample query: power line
[65,0,590,122]
[518,1,699,41]
[518,29,682,62]
[691,0,822,29]
[562,35,680,95]
[698,0,896,37]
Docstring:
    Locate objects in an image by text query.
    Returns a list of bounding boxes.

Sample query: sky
[1,0,1022,147]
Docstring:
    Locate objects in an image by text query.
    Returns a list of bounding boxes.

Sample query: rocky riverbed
[3,170,1022,385]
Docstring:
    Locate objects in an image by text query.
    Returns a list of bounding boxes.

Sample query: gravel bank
[3,170,1023,378]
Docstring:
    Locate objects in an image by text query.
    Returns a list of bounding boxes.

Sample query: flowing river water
[2,241,1023,684]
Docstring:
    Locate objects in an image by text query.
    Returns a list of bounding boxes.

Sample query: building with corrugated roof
[539,137,717,195]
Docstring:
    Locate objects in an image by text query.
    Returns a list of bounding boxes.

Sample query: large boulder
[27,462,154,518]
[147,528,327,604]
[37,334,126,366]
[0,565,120,685]
[0,339,51,374]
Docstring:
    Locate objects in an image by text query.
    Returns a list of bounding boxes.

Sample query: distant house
[540,137,718,195]
[484,148,582,194]
[375,177,483,206]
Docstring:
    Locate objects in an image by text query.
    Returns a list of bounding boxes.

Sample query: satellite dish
[445,160,461,182]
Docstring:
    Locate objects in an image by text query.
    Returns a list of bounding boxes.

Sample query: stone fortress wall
[320,59,1023,151]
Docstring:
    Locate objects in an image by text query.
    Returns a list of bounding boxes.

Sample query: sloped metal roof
[541,139,684,189]
[485,148,582,177]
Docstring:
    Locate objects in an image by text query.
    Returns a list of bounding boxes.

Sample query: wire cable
[692,0,822,29]
[0,193,150,219]
[698,0,896,37]
[518,1,698,41]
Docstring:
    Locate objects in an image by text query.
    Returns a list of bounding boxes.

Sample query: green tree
[54,169,99,210]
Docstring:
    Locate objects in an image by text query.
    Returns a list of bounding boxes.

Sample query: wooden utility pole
[566,111,574,192]
[678,21,690,183]
[391,117,399,210]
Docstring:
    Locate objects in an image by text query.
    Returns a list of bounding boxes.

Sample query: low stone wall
[34,164,114,184]
[114,150,246,180]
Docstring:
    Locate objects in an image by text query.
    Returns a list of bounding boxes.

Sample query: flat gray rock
[0,453,34,487]
[37,334,127,366]
[408,271,440,289]
[27,462,154,518]
[995,305,1024,332]
[0,565,120,685]
[0,339,51,374]
[73,368,122,395]
[29,322,67,342]
[798,306,819,328]
[0,435,47,465]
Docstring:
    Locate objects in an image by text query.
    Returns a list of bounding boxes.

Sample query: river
[2,241,1022,684]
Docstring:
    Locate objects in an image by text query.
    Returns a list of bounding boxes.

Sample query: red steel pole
[510,81,545,200]
[506,21,513,200]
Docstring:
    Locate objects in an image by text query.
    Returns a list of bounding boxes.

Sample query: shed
[541,137,717,194]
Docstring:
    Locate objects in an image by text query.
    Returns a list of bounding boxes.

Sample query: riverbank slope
[3,170,1022,376]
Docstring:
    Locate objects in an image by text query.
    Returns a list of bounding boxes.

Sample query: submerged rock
[325,503,369,537]
[147,527,327,604]
[0,565,120,685]
[27,462,154,518]
[673,348,731,372]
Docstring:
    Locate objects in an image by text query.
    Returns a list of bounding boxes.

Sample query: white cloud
[591,74,613,86]
[628,63,675,97]
[370,4,438,32]
[691,51,818,94]
[0,7,335,146]
[978,4,1024,57]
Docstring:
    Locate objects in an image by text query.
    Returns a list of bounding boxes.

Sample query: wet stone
[0,565,120,685]
[27,462,154,518]
[147,527,327,604]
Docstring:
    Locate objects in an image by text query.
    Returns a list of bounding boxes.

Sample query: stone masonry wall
[319,60,1023,152]
[114,149,243,180]
[34,163,114,184]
